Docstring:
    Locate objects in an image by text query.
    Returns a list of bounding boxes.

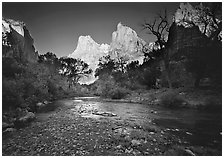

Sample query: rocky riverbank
[2,98,221,156]
[113,87,222,110]
[2,101,55,136]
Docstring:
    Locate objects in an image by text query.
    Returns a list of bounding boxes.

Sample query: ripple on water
[73,100,83,102]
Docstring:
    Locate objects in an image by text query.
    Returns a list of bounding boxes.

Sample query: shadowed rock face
[167,22,208,58]
[69,23,146,84]
[2,18,38,63]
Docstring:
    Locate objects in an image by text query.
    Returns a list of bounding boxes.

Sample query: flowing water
[3,96,221,155]
[72,97,222,150]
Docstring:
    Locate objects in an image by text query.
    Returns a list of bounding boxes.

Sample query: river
[3,96,222,156]
[72,97,222,151]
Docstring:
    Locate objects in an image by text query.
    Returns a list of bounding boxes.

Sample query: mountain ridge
[2,17,38,63]
[68,22,147,84]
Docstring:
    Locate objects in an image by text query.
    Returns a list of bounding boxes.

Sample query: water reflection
[73,98,222,149]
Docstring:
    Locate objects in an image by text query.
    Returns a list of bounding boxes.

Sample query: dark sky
[3,2,180,57]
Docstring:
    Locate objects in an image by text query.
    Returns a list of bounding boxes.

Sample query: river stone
[3,127,17,134]
[2,122,14,130]
[93,111,117,117]
[131,139,141,146]
[186,132,193,135]
[43,101,51,104]
[185,149,196,156]
[36,102,44,106]
[19,112,35,121]
[125,148,133,153]
[116,145,122,149]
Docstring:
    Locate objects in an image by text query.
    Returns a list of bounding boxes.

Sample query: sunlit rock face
[174,3,220,38]
[2,18,38,63]
[69,23,147,84]
[109,22,145,64]
[2,18,25,36]
[68,35,110,84]
[174,3,197,27]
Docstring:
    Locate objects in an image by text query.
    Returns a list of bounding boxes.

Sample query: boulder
[3,128,17,134]
[36,102,47,112]
[131,139,141,146]
[2,122,14,130]
[36,102,44,106]
[185,149,196,156]
[19,112,35,122]
[14,112,35,128]
[16,107,28,117]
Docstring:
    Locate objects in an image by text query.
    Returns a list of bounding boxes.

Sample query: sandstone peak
[174,2,215,36]
[2,18,25,36]
[110,22,145,64]
[68,22,147,84]
[78,35,95,43]
[68,35,110,84]
[117,22,123,29]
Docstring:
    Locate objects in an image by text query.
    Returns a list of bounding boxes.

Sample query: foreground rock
[36,101,53,112]
[2,122,14,130]
[92,111,117,117]
[14,112,35,128]
[3,128,17,135]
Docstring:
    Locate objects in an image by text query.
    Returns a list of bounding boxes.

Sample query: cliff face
[2,18,38,63]
[69,23,146,84]
[167,3,210,58]
[168,23,207,55]
[174,2,220,38]
[109,22,145,64]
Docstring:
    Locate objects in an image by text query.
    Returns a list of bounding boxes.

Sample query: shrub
[203,96,222,111]
[2,79,24,110]
[71,84,92,97]
[92,74,129,99]
[160,91,186,108]
[108,86,129,99]
[47,80,58,98]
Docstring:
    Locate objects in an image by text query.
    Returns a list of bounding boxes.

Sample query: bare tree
[142,9,172,88]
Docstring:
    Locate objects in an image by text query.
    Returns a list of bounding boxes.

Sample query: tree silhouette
[95,55,116,78]
[59,57,92,88]
[142,9,172,88]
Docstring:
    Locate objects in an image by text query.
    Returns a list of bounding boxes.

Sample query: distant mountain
[68,35,110,84]
[68,22,147,84]
[109,22,146,64]
[2,18,38,63]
